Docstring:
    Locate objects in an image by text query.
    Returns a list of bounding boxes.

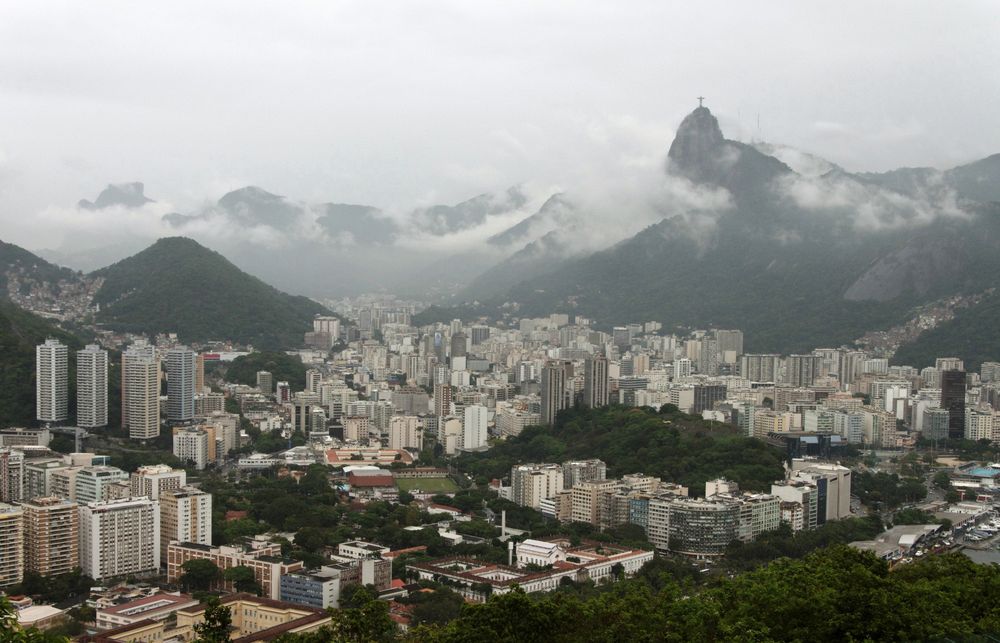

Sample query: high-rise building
[131,464,186,500]
[195,353,206,394]
[562,459,607,489]
[715,329,744,357]
[75,466,129,504]
[449,332,467,362]
[510,463,564,509]
[582,355,609,409]
[306,369,323,394]
[692,384,726,414]
[785,354,821,388]
[0,449,25,503]
[470,325,491,346]
[21,496,79,577]
[313,316,341,342]
[79,497,160,580]
[388,416,422,451]
[433,383,453,418]
[77,344,108,428]
[124,342,160,440]
[922,408,950,442]
[0,503,24,587]
[936,357,965,373]
[739,354,779,382]
[159,486,212,563]
[941,370,967,440]
[540,361,569,426]
[462,405,488,451]
[256,371,274,394]
[173,428,211,470]
[166,346,196,423]
[36,339,68,423]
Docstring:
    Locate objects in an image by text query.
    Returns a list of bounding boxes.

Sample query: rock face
[78,182,153,209]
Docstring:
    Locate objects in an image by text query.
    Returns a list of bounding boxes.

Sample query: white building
[79,497,160,580]
[511,463,564,510]
[36,339,68,423]
[159,487,212,562]
[77,345,108,428]
[462,405,488,451]
[130,464,186,500]
[124,343,160,440]
[173,428,210,470]
[388,416,422,451]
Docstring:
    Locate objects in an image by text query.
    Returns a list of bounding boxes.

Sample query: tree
[193,599,232,643]
[933,470,952,490]
[181,559,222,593]
[224,565,261,595]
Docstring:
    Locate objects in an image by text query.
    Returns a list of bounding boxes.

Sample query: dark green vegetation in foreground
[458,405,786,493]
[0,300,83,427]
[225,351,309,391]
[274,546,1000,642]
[92,237,331,349]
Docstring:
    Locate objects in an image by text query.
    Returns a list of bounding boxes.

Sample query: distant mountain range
[419,106,1000,368]
[1,236,334,350]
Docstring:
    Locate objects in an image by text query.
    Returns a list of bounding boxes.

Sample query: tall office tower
[450,332,467,361]
[131,464,186,500]
[433,383,453,418]
[79,497,160,581]
[314,315,341,341]
[563,459,607,488]
[936,357,965,373]
[36,338,68,423]
[785,354,821,387]
[77,344,108,428]
[463,405,488,451]
[715,329,744,356]
[0,503,25,587]
[306,369,323,394]
[121,340,156,429]
[470,325,491,346]
[540,361,569,427]
[276,381,291,403]
[194,353,205,394]
[941,370,968,439]
[256,370,274,394]
[159,486,212,563]
[124,347,160,440]
[21,496,79,577]
[166,346,196,423]
[582,355,610,409]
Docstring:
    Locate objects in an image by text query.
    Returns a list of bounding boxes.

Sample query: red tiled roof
[348,474,395,487]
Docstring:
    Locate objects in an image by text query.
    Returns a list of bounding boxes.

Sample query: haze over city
[4,3,1000,642]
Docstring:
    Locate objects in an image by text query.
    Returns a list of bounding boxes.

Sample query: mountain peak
[666,106,725,182]
[78,182,153,210]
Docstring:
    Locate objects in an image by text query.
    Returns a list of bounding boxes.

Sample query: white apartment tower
[159,486,212,563]
[124,342,160,440]
[462,405,488,451]
[77,344,108,428]
[78,497,160,580]
[36,338,68,423]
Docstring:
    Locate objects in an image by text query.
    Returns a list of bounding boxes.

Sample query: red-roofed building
[346,472,398,503]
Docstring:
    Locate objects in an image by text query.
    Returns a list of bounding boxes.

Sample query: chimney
[501,509,506,538]
[508,540,515,566]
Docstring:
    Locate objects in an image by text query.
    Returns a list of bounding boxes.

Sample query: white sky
[1,1,999,249]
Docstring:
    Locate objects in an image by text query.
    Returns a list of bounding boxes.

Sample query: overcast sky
[1,1,999,249]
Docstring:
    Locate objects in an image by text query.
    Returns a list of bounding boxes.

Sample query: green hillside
[0,300,83,427]
[457,405,786,492]
[92,237,331,349]
[0,239,80,294]
[892,290,1000,370]
[225,351,308,391]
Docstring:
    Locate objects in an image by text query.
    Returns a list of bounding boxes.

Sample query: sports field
[395,477,459,493]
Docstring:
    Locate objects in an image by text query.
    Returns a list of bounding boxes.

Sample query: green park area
[395,477,459,494]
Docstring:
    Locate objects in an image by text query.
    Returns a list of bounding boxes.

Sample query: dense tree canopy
[457,405,786,493]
